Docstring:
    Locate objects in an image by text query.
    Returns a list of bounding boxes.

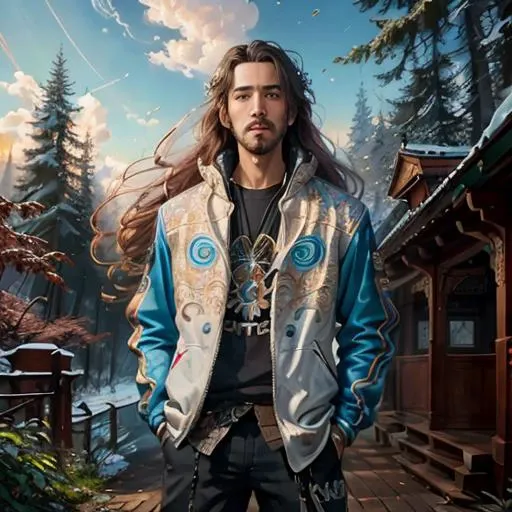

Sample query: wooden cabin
[373,94,512,504]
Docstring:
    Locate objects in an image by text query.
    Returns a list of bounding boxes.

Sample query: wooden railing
[1,351,139,462]
[0,351,79,449]
[72,399,138,463]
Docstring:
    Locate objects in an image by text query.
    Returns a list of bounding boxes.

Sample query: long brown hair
[90,40,363,301]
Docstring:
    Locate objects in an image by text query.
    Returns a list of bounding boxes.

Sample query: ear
[219,106,231,129]
[287,106,297,126]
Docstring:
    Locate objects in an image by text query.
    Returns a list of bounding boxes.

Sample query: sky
[0,0,402,185]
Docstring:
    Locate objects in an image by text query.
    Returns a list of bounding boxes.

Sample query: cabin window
[417,320,429,350]
[448,318,476,347]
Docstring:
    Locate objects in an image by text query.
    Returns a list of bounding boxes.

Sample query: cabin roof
[378,90,512,257]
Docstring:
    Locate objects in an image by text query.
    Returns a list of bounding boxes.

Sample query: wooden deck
[81,432,479,512]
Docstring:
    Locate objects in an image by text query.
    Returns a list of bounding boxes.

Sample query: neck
[232,144,286,189]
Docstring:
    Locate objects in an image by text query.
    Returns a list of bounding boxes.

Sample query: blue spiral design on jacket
[188,235,217,268]
[290,235,325,271]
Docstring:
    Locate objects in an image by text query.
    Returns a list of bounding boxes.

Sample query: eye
[235,94,249,101]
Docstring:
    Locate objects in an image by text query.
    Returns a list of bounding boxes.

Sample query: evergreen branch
[334,0,455,67]
[333,0,442,65]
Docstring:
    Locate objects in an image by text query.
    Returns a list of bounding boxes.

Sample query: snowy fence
[71,396,139,464]
[0,350,77,449]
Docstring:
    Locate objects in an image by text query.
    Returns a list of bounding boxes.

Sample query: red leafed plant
[0,196,72,286]
[0,292,105,350]
[0,196,106,349]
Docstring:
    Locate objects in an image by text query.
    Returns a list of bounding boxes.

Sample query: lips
[248,122,270,131]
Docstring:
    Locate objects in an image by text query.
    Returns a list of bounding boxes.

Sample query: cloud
[0,107,37,165]
[140,0,259,78]
[122,105,160,127]
[95,154,128,192]
[75,93,111,146]
[0,71,42,109]
[102,27,109,33]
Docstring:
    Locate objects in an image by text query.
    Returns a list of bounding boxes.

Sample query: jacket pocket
[312,340,338,384]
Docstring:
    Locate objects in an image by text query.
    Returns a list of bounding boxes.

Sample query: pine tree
[346,83,375,209]
[368,112,400,225]
[335,0,497,145]
[15,47,82,207]
[10,48,88,320]
[75,132,96,227]
[481,0,512,100]
[347,83,374,159]
[457,0,496,141]
[390,41,469,145]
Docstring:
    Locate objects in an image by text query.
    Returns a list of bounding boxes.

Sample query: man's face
[223,62,292,155]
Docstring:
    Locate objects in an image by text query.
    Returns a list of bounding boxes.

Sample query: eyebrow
[232,84,282,93]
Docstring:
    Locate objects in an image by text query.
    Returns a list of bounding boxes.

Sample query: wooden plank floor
[81,433,477,511]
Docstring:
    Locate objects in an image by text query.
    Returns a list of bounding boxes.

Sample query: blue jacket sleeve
[126,207,179,436]
[334,208,398,446]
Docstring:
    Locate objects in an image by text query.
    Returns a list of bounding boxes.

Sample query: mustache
[246,119,274,131]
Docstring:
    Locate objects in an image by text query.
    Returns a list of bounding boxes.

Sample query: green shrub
[0,417,103,511]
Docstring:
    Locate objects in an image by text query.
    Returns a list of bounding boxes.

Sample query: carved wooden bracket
[489,233,505,287]
[411,276,430,299]
[456,192,506,287]
[372,250,391,290]
[466,190,508,227]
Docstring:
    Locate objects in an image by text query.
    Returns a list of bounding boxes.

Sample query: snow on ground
[481,16,511,47]
[72,380,140,423]
[96,452,130,478]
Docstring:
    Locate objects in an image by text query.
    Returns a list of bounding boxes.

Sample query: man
[122,40,397,511]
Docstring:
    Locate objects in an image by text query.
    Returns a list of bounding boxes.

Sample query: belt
[205,403,254,427]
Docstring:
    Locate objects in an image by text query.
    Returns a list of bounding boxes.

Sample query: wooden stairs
[374,411,494,506]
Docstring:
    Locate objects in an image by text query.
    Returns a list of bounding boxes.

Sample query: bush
[0,417,104,511]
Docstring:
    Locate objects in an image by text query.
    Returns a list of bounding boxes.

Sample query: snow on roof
[400,143,472,158]
[380,88,512,251]
[1,342,75,359]
[0,369,84,377]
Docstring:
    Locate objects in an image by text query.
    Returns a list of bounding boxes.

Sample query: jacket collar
[197,145,318,203]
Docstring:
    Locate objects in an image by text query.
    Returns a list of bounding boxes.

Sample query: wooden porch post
[458,191,512,497]
[402,252,448,430]
[492,225,512,496]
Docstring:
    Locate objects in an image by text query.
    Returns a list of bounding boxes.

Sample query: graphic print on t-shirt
[226,232,276,323]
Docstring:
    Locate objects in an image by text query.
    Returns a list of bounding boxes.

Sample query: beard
[231,120,287,155]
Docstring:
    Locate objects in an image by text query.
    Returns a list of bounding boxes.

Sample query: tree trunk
[464,3,496,142]
[499,26,512,91]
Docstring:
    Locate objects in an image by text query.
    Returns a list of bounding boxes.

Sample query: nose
[250,93,266,118]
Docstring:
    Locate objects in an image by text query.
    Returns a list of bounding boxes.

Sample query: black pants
[161,411,347,511]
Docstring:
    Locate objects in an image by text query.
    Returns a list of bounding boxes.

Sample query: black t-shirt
[204,181,282,411]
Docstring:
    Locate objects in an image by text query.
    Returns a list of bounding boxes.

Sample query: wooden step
[374,415,405,446]
[404,421,492,472]
[397,437,491,493]
[393,454,478,505]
